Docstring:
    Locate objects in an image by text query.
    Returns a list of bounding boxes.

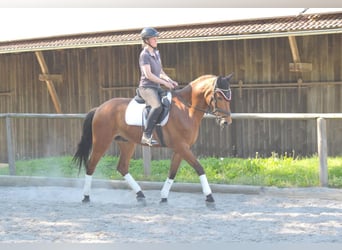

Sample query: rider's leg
[139,87,163,145]
[143,105,162,137]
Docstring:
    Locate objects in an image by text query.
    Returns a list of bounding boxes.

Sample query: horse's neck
[176,84,208,112]
[176,85,192,102]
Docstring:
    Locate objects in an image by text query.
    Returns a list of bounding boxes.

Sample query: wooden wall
[1,33,342,163]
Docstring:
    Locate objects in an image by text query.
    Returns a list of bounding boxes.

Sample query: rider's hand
[170,80,179,87]
[163,80,175,90]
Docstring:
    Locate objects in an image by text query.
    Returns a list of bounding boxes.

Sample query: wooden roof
[1,11,341,54]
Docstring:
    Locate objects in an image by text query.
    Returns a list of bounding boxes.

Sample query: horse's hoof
[136,191,147,206]
[205,194,216,209]
[159,198,168,205]
[82,195,90,203]
[206,194,215,202]
[136,191,145,199]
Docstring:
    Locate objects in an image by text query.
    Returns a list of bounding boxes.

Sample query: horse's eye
[217,96,223,101]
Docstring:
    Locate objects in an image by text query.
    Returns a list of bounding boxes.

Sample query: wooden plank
[289,63,312,72]
[262,39,272,83]
[39,74,63,82]
[0,91,12,96]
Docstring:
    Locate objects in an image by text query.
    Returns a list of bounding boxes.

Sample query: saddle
[125,89,172,127]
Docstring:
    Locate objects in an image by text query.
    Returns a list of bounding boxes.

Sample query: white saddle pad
[125,92,171,126]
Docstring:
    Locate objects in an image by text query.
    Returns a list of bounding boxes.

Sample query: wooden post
[142,146,151,176]
[6,117,16,175]
[238,80,243,98]
[297,78,302,104]
[317,118,328,187]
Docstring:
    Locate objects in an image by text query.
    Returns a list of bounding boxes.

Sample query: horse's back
[98,97,130,112]
[91,97,131,126]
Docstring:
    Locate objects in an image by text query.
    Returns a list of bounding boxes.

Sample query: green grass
[1,154,342,188]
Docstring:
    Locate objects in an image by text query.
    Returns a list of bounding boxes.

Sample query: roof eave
[160,28,342,43]
[1,28,342,55]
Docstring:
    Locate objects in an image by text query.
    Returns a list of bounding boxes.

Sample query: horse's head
[210,73,233,127]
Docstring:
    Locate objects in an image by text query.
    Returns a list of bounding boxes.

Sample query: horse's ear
[224,73,234,81]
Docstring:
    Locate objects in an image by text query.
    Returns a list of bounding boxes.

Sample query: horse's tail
[72,108,97,173]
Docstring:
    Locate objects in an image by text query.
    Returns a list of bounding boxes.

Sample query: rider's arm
[141,64,174,89]
[160,69,178,87]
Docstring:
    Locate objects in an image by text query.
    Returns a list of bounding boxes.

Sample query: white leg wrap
[199,174,212,196]
[161,178,174,199]
[83,174,92,196]
[124,173,142,193]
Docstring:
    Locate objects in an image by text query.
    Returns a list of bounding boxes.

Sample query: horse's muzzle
[218,116,232,127]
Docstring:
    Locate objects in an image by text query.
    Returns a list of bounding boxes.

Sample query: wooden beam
[35,51,62,113]
[0,90,12,96]
[289,62,312,72]
[39,74,63,82]
[288,36,301,63]
[288,36,312,73]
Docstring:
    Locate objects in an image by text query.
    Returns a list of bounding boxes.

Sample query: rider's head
[140,27,159,49]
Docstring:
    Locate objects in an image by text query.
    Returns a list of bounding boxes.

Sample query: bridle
[210,77,232,116]
[177,77,232,120]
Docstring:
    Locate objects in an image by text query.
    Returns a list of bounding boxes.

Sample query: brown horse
[73,74,233,207]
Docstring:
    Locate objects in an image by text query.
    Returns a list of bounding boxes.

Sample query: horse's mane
[190,75,215,86]
[177,75,215,92]
[190,75,216,98]
[173,75,215,99]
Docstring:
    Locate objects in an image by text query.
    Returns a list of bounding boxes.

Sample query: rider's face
[147,37,158,48]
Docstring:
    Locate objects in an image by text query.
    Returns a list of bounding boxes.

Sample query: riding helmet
[140,27,159,40]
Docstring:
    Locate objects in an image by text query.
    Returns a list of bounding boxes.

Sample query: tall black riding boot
[141,106,162,146]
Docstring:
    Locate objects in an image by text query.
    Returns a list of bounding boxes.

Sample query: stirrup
[141,134,158,146]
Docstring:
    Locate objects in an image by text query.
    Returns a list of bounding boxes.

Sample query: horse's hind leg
[82,150,107,202]
[82,125,115,203]
[116,142,146,204]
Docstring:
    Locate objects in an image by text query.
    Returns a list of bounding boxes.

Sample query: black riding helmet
[140,27,159,40]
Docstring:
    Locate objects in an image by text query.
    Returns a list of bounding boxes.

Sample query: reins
[175,94,211,114]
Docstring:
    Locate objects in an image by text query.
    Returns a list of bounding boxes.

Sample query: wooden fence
[1,112,342,187]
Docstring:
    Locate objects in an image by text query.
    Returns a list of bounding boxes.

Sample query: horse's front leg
[124,173,145,203]
[117,142,146,205]
[160,152,183,204]
[178,146,215,207]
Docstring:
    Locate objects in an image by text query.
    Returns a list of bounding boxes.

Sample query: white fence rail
[1,113,342,187]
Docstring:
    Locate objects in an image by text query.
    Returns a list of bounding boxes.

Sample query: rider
[138,27,178,146]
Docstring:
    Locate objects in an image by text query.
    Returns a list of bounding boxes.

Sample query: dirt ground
[0,182,341,243]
